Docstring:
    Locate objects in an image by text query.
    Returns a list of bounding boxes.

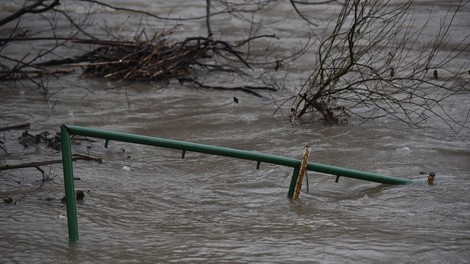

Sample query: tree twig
[178,78,276,97]
[0,0,60,27]
[0,154,102,171]
[206,0,213,38]
[0,123,31,132]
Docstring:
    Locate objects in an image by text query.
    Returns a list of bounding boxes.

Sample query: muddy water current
[1,1,469,263]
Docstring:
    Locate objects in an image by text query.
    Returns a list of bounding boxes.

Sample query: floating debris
[427,172,436,185]
[18,130,61,150]
[49,35,256,82]
[4,197,14,204]
[61,190,86,203]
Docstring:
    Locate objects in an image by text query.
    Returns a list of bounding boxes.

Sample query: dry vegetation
[0,0,469,129]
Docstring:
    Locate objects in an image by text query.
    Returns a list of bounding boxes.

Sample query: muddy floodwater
[1,1,469,263]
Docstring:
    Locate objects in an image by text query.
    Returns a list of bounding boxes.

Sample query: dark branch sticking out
[30,35,274,96]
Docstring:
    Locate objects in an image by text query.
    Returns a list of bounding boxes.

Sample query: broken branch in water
[2,27,279,97]
[177,78,276,97]
[0,154,102,172]
[0,123,31,132]
[28,35,261,83]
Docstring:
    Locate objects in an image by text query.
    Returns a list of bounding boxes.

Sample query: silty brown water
[0,1,469,263]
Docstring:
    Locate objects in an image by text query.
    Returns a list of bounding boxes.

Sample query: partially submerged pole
[294,146,311,199]
[60,125,79,242]
[60,124,422,242]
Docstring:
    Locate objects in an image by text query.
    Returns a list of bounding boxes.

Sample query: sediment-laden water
[1,1,469,263]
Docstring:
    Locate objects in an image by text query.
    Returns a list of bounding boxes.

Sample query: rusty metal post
[294,146,311,199]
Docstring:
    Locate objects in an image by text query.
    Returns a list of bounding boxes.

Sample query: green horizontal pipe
[63,125,420,185]
[306,163,418,185]
[65,125,301,167]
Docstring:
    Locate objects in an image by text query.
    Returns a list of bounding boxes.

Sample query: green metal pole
[287,166,301,199]
[305,162,416,185]
[63,125,419,185]
[60,125,79,242]
[64,125,301,168]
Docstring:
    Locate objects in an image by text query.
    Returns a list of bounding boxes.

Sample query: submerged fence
[60,124,422,242]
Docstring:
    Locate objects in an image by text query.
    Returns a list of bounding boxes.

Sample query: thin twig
[0,123,30,132]
[0,154,102,171]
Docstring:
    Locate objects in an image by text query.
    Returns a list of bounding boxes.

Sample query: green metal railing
[60,124,422,242]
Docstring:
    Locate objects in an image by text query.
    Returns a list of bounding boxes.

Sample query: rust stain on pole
[294,146,311,199]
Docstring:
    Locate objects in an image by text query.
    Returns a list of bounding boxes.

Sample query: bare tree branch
[289,0,470,131]
[0,0,60,27]
[0,154,102,171]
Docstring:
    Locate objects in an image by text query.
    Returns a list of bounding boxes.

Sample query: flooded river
[1,1,469,263]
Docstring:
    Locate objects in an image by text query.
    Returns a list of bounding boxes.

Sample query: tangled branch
[0,0,60,27]
[290,0,470,131]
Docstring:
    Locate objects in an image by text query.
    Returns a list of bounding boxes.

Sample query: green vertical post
[287,165,301,198]
[60,125,79,242]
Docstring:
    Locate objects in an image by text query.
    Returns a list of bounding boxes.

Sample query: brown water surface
[1,1,469,263]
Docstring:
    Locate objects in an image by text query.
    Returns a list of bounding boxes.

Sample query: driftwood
[178,78,276,97]
[0,123,30,132]
[1,153,98,205]
[31,36,254,82]
[18,130,62,151]
[75,36,254,81]
[0,153,102,172]
[22,34,276,96]
[0,68,73,81]
[0,0,60,27]
[1,125,101,188]
[2,30,278,96]
[1,123,32,154]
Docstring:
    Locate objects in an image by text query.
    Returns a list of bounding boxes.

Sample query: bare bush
[0,0,96,92]
[1,0,296,96]
[289,0,470,131]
